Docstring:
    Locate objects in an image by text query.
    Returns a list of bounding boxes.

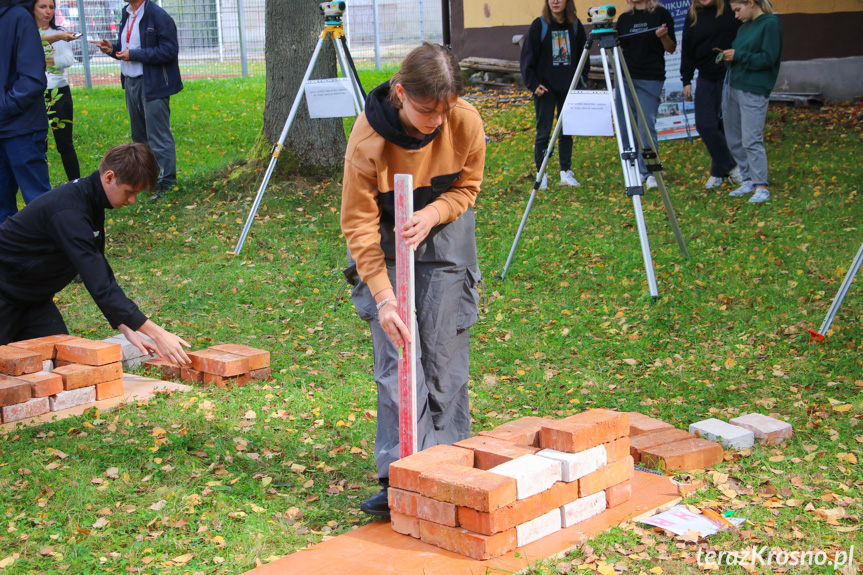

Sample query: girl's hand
[656,24,668,38]
[534,84,548,97]
[683,85,691,100]
[377,299,411,348]
[722,49,735,62]
[401,206,440,247]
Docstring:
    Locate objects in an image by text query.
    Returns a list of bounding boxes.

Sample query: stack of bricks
[628,412,725,471]
[145,343,271,389]
[386,409,635,560]
[0,335,124,424]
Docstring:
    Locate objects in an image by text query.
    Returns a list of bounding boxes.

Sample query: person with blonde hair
[341,43,485,518]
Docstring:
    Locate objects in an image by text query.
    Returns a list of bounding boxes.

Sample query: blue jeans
[617,79,663,180]
[0,130,51,225]
[534,89,572,172]
[693,77,735,178]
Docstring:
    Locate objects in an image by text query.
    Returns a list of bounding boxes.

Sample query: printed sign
[562,90,615,137]
[305,78,358,119]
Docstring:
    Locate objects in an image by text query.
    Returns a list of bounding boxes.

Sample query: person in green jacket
[721,0,783,203]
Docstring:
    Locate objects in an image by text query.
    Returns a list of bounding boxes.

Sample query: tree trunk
[262,0,346,170]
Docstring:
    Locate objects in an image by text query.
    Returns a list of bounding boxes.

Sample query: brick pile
[629,412,725,471]
[0,335,124,424]
[144,343,271,389]
[386,409,637,560]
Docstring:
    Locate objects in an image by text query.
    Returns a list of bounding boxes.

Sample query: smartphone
[71,32,83,39]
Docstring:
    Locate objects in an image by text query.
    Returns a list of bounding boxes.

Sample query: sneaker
[560,170,581,187]
[727,166,744,186]
[705,176,725,189]
[748,187,770,203]
[360,479,390,518]
[538,173,548,191]
[644,175,657,189]
[729,181,755,197]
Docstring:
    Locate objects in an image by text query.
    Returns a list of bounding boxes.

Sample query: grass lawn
[0,69,861,574]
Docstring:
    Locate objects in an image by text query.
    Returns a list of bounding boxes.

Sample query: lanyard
[125,10,139,44]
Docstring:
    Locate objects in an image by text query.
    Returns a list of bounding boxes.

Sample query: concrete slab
[689,418,754,450]
[1,374,191,430]
[241,471,681,575]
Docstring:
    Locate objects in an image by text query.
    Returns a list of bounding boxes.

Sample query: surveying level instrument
[234,1,365,255]
[498,20,690,297]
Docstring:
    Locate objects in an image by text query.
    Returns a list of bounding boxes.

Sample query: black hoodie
[680,4,741,86]
[0,0,48,138]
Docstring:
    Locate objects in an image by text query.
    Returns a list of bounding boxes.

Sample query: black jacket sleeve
[519,18,544,93]
[681,13,695,86]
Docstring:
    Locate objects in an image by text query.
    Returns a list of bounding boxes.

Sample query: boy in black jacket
[0,143,191,365]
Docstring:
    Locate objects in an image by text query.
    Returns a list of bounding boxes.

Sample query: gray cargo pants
[724,87,770,187]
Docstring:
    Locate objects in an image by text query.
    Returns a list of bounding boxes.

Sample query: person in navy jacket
[93,0,183,202]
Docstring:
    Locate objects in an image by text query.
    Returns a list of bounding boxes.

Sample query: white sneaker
[729,181,755,197]
[705,176,725,189]
[728,166,744,186]
[560,170,581,187]
[748,187,770,203]
[538,173,548,190]
[645,175,657,189]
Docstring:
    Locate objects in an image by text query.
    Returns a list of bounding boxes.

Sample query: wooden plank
[394,174,417,459]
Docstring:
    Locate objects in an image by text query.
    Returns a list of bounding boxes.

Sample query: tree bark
[263,0,346,170]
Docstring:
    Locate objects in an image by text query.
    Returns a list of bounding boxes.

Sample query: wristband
[376,297,395,312]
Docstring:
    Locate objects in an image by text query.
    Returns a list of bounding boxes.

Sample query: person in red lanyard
[92,0,182,203]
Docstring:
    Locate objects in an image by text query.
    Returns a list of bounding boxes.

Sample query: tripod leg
[234,37,328,255]
[334,36,365,113]
[817,242,863,336]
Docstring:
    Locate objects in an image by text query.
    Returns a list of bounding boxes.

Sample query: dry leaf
[105,467,119,479]
[92,517,109,529]
[832,404,852,412]
[623,358,637,366]
[149,500,167,511]
[244,410,257,419]
[172,553,193,565]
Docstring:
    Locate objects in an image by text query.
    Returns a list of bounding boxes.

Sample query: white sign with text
[562,90,614,137]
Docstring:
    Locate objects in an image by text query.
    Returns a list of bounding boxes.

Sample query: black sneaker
[148,189,165,203]
[360,479,390,518]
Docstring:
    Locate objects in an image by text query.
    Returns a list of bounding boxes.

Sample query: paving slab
[241,471,680,575]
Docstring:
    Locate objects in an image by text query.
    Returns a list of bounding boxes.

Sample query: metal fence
[62,0,443,88]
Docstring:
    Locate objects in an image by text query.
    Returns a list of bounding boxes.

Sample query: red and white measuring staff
[394,174,417,458]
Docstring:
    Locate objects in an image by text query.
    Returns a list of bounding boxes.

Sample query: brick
[181,367,203,384]
[605,480,632,508]
[143,357,181,380]
[419,520,517,560]
[202,371,251,388]
[8,334,77,361]
[96,379,124,401]
[628,412,675,436]
[605,437,630,462]
[52,364,100,391]
[2,396,50,423]
[390,511,420,538]
[102,334,152,369]
[728,413,793,444]
[689,418,755,450]
[418,464,517,512]
[453,435,540,470]
[458,480,580,535]
[389,444,474,492]
[60,361,122,385]
[578,456,634,497]
[55,339,122,366]
[516,508,561,547]
[640,438,723,472]
[42,360,54,372]
[629,428,696,463]
[561,491,606,528]
[387,487,457,526]
[489,454,561,500]
[540,409,628,453]
[210,344,270,370]
[16,371,63,398]
[388,487,419,516]
[50,386,96,411]
[188,349,249,377]
[0,376,32,407]
[0,345,42,376]
[250,367,271,381]
[478,416,555,447]
[537,445,606,482]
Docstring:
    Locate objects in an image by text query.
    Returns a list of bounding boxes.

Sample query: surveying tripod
[499,26,689,297]
[234,20,365,255]
[809,241,863,343]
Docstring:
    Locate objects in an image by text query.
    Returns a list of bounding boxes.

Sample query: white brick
[489,454,562,500]
[689,418,754,450]
[42,360,54,372]
[560,491,606,528]
[516,508,561,547]
[537,444,607,482]
[103,334,153,369]
[2,397,50,422]
[49,386,96,411]
[728,413,792,444]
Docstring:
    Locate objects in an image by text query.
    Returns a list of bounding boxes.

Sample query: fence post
[76,0,92,88]
[236,0,249,77]
[216,0,225,62]
[372,0,381,70]
[420,0,425,42]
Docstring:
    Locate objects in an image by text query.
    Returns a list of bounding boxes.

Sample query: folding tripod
[499,26,689,297]
[233,20,365,255]
[809,241,863,343]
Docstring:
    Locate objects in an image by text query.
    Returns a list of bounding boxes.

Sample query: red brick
[0,345,42,376]
[417,464,517,512]
[55,339,122,366]
[388,487,419,516]
[640,438,723,472]
[389,444,474,492]
[387,487,458,526]
[0,376,32,407]
[605,436,630,462]
[202,371,250,388]
[629,428,696,463]
[458,480,580,535]
[52,364,101,390]
[143,357,182,380]
[83,361,123,385]
[49,386,96,411]
[605,480,632,508]
[8,334,77,361]
[16,371,63,398]
[419,520,517,560]
[478,416,555,447]
[628,412,675,436]
[453,435,540,470]
[209,344,270,370]
[188,349,249,377]
[579,455,634,497]
[2,396,49,423]
[95,379,124,401]
[181,367,203,384]
[390,511,420,538]
[250,367,271,381]
[540,409,629,453]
